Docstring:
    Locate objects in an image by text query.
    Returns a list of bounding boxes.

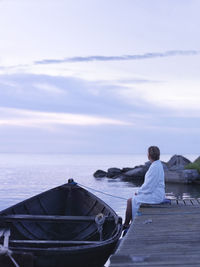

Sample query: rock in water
[167,155,191,170]
[165,169,200,183]
[164,155,200,183]
[124,167,146,179]
[107,168,122,178]
[93,154,200,184]
[93,170,107,178]
[121,167,134,173]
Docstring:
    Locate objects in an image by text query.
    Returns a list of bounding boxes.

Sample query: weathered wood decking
[110,199,200,266]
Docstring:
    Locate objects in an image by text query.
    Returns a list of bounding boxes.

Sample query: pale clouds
[0,0,200,153]
[118,80,200,112]
[35,50,200,65]
[1,73,200,117]
[0,72,199,153]
[33,83,65,94]
[0,107,130,128]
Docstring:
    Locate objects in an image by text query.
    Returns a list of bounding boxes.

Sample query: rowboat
[0,180,122,267]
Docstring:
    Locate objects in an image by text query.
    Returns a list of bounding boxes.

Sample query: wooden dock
[110,199,200,266]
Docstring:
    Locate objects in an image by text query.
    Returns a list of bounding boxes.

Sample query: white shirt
[135,160,165,204]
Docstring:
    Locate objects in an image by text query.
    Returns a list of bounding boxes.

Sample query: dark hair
[148,146,160,161]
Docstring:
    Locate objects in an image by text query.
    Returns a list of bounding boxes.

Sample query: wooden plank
[3,229,10,248]
[170,199,178,206]
[0,214,114,223]
[111,252,200,265]
[177,199,186,206]
[140,203,171,208]
[110,265,200,267]
[183,199,194,206]
[110,198,200,267]
[139,209,200,218]
[9,239,101,245]
[190,199,200,206]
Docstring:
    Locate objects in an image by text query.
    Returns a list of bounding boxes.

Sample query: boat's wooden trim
[0,214,114,223]
[7,226,122,250]
[9,240,101,245]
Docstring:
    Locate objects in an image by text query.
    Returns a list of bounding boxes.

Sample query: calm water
[0,153,200,220]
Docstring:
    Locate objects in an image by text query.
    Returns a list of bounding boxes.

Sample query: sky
[0,0,200,154]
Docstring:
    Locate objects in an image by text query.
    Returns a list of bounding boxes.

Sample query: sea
[0,153,200,220]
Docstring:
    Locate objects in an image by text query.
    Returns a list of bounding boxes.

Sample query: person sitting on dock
[123,146,165,229]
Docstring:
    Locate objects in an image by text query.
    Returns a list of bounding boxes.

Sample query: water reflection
[165,183,200,199]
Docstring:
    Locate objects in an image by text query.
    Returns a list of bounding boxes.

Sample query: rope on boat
[77,183,128,201]
[95,214,105,241]
[0,245,20,267]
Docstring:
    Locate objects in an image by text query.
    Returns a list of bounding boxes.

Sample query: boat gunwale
[0,183,119,218]
[6,223,122,252]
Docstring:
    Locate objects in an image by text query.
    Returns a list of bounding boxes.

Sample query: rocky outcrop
[125,167,145,178]
[107,168,122,178]
[124,162,151,180]
[165,169,199,183]
[164,155,198,183]
[93,170,107,178]
[93,154,200,184]
[166,155,191,170]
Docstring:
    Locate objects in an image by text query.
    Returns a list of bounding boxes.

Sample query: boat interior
[0,184,120,248]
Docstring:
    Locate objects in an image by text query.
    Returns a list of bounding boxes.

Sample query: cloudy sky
[0,0,200,154]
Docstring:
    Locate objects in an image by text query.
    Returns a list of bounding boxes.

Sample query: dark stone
[165,169,200,183]
[121,175,144,185]
[107,168,122,178]
[111,174,127,180]
[167,155,191,170]
[93,170,107,178]
[183,169,200,182]
[93,154,199,184]
[124,166,146,179]
[144,161,151,168]
[121,167,134,173]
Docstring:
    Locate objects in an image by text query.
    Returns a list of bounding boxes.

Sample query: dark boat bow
[0,181,122,267]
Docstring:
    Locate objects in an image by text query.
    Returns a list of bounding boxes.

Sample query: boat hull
[34,238,119,267]
[0,182,122,267]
